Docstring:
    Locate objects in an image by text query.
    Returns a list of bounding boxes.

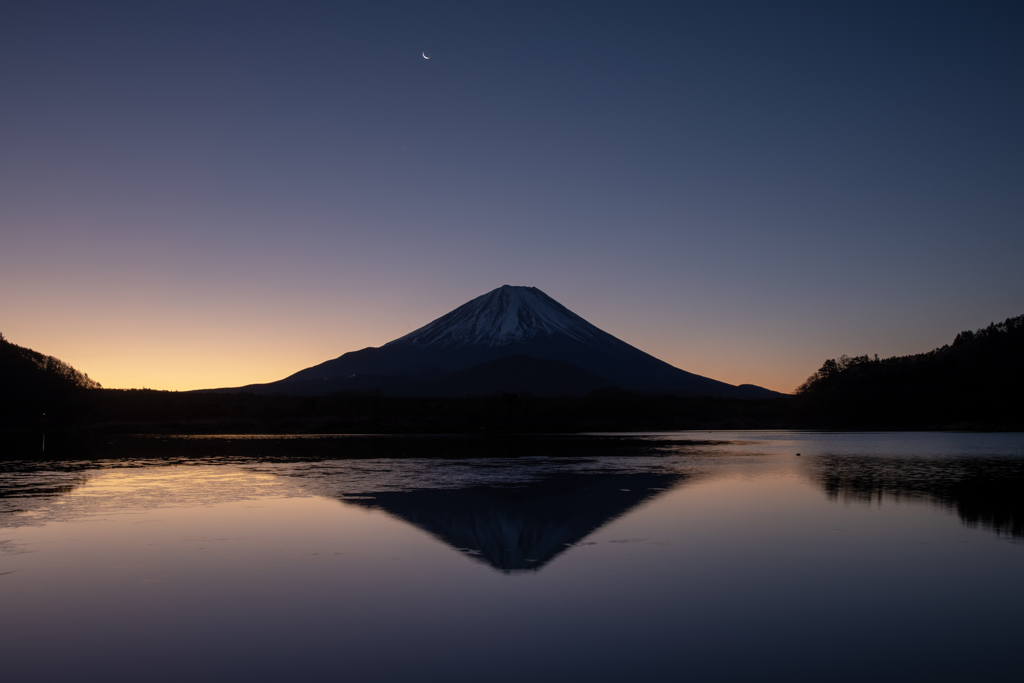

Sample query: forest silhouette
[792,314,1024,428]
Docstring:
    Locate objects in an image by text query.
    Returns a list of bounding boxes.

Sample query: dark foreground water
[2,432,1023,682]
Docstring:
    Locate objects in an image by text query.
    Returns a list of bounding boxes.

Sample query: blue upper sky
[2,1,1022,392]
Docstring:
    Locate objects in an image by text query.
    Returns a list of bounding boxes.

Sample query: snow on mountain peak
[386,285,612,349]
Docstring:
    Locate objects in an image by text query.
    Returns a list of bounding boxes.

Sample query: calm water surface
[2,431,1023,682]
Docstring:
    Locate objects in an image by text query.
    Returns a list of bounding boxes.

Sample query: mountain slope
[0,333,101,422]
[224,285,779,398]
[0,333,101,399]
[408,355,614,397]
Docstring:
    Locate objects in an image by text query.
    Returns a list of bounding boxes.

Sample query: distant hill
[216,285,780,399]
[794,315,1024,428]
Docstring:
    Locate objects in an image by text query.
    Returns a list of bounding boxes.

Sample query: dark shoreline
[3,387,1021,460]
[0,430,745,461]
[3,427,1022,463]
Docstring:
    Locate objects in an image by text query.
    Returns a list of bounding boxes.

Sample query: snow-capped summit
[387,285,612,348]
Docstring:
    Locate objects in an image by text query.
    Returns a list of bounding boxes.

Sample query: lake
[2,431,1022,682]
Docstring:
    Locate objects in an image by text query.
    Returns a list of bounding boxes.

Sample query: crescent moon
[422,52,429,59]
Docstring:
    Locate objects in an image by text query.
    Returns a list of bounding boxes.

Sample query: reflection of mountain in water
[345,471,686,573]
[811,455,1024,539]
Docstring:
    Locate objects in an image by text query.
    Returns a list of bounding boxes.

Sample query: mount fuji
[222,285,779,398]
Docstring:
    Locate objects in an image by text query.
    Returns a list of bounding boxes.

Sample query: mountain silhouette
[409,355,614,397]
[218,285,778,398]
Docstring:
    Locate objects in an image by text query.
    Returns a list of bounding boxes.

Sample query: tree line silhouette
[793,314,1024,428]
[0,332,100,398]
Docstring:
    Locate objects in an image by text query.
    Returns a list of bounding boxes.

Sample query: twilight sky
[2,1,1022,393]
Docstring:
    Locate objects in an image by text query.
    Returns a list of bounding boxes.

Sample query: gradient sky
[2,1,1022,393]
